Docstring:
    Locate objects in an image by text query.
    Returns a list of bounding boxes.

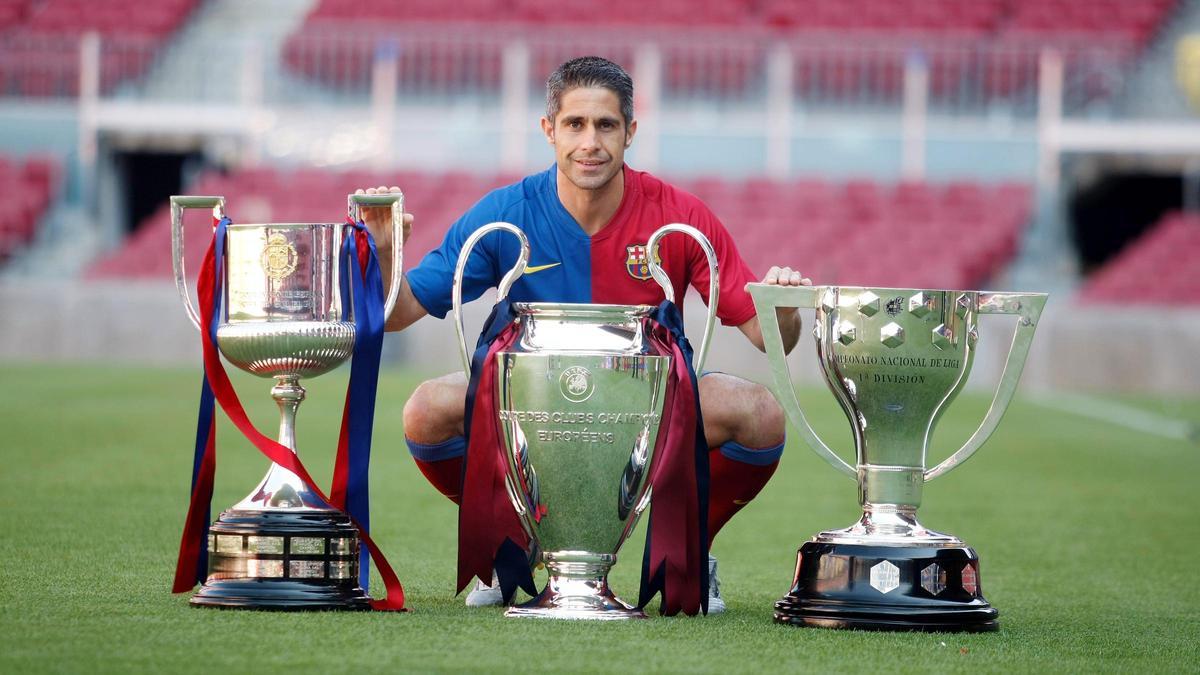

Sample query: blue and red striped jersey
[406,164,758,327]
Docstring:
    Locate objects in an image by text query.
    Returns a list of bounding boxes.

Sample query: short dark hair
[545,56,634,127]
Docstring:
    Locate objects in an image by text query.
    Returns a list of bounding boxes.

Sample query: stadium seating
[0,0,200,97]
[0,153,58,262]
[1078,212,1200,305]
[87,166,1030,291]
[282,0,1178,104]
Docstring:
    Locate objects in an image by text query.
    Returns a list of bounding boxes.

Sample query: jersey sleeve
[684,205,758,328]
[405,194,511,320]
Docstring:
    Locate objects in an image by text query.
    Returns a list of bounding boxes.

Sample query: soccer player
[360,56,808,613]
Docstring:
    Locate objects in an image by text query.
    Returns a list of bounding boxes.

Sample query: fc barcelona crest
[625,244,660,281]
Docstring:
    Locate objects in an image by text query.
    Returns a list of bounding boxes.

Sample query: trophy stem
[273,376,304,453]
[227,376,327,512]
[505,553,646,620]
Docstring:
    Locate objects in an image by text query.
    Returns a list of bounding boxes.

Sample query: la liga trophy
[171,192,403,609]
[748,284,1045,631]
[452,222,718,619]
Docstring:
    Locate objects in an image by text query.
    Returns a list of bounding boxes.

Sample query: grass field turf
[1,362,1197,673]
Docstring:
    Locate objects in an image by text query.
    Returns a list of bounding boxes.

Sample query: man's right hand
[353,185,427,333]
[355,185,413,248]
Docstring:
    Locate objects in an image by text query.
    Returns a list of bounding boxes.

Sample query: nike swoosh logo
[524,262,562,275]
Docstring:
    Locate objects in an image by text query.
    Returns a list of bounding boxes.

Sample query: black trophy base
[191,509,371,611]
[774,541,998,632]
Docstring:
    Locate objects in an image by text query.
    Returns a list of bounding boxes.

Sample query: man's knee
[750,383,786,442]
[402,372,467,444]
[699,373,785,448]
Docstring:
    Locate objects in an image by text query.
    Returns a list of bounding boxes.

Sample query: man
[361,56,808,613]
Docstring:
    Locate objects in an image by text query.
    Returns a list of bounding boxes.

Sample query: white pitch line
[1030,393,1198,443]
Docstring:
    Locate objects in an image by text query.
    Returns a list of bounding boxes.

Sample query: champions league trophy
[170,193,404,609]
[452,222,718,619]
[748,285,1046,631]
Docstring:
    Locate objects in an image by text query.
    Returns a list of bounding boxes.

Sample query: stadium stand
[293,0,1175,36]
[85,167,520,281]
[0,0,200,97]
[1078,212,1200,305]
[87,166,1030,291]
[0,153,57,262]
[281,0,1178,104]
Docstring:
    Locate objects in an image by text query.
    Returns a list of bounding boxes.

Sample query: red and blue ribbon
[458,299,538,601]
[637,300,711,616]
[173,215,405,611]
[330,218,386,590]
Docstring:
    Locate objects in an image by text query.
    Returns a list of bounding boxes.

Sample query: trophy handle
[748,283,856,478]
[924,292,1048,481]
[645,223,719,372]
[170,195,226,331]
[347,192,405,320]
[452,222,530,377]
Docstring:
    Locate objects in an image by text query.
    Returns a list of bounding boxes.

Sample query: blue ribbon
[184,217,230,586]
[339,220,386,590]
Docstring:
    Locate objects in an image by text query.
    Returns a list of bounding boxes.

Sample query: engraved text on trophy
[225,227,328,321]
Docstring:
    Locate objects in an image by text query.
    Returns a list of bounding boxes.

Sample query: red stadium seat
[276,0,1178,106]
[85,168,1033,291]
[0,152,59,263]
[1078,212,1200,305]
[0,0,200,98]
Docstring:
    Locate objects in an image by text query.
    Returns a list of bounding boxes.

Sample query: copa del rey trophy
[748,284,1046,631]
[170,193,403,610]
[452,222,718,619]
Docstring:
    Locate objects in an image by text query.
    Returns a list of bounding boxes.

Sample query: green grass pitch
[1,362,1197,673]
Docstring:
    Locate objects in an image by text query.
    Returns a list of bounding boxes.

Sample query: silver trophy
[748,284,1046,631]
[171,192,404,609]
[452,222,718,619]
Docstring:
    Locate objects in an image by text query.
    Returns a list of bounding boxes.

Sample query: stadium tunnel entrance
[95,133,211,243]
[113,148,204,235]
[117,150,201,236]
[1067,161,1193,274]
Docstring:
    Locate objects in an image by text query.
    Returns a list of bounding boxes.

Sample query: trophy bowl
[171,193,403,610]
[749,284,1046,632]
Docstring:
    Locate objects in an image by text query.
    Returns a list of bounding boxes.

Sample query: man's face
[541,86,636,192]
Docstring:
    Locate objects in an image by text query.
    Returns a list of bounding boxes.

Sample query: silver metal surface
[869,560,900,594]
[447,222,720,618]
[452,221,530,377]
[921,563,947,595]
[750,285,856,479]
[230,376,327,511]
[172,194,403,521]
[496,303,670,620]
[170,195,226,330]
[347,192,405,320]
[748,284,1047,547]
[645,223,719,372]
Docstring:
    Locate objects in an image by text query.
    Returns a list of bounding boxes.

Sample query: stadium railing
[0,0,198,98]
